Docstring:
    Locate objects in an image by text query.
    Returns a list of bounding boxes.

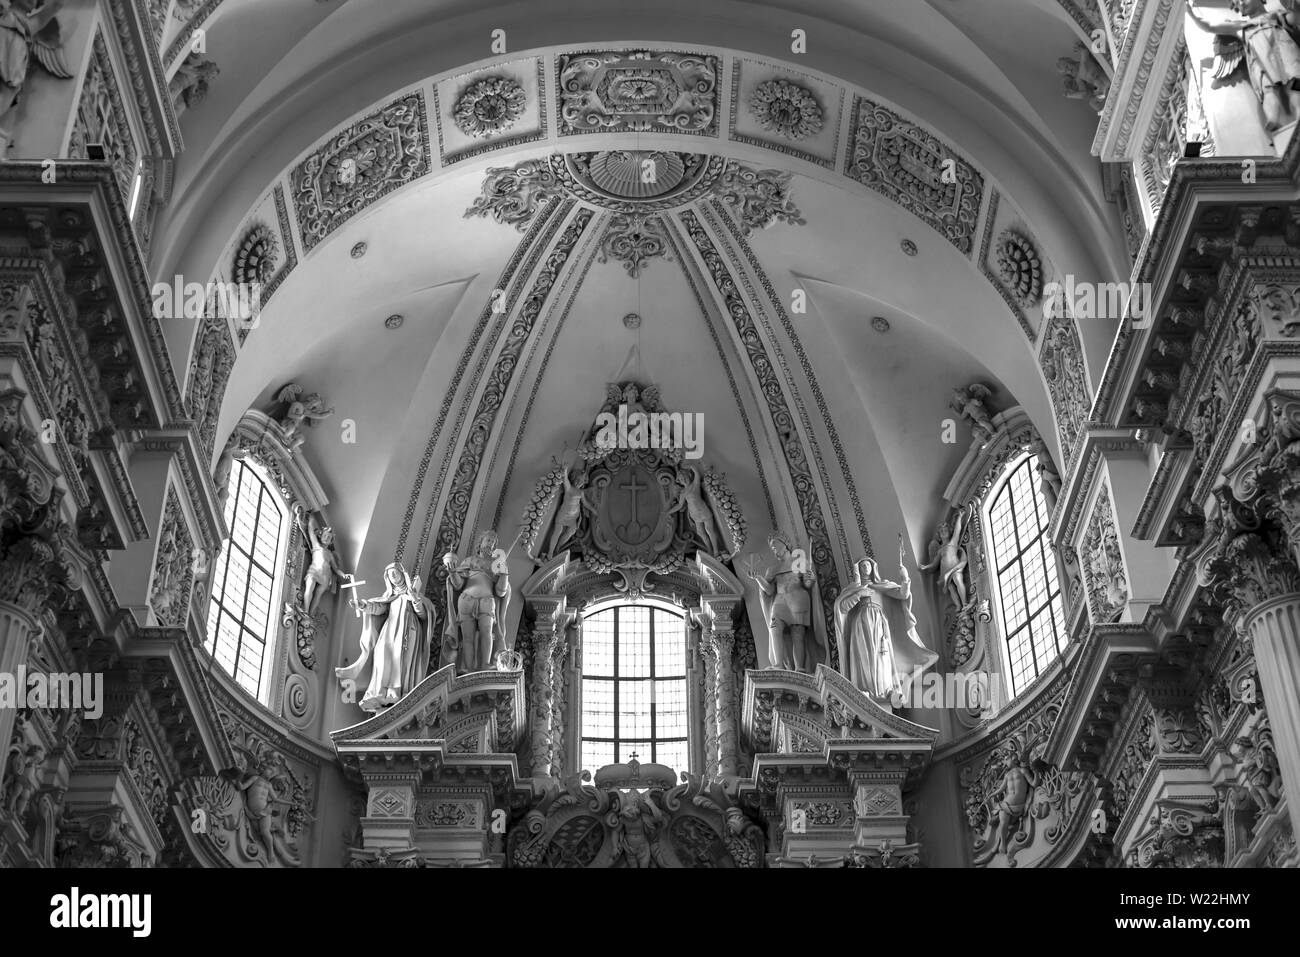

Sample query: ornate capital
[0,391,76,616]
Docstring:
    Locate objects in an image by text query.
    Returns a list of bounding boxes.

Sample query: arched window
[985,452,1066,698]
[580,602,689,774]
[205,456,289,703]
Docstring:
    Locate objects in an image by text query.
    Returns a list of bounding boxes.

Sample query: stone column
[0,600,39,791]
[711,631,738,778]
[701,598,741,779]
[527,600,568,779]
[1201,467,1300,838]
[690,611,718,781]
[0,388,76,791]
[1242,596,1300,839]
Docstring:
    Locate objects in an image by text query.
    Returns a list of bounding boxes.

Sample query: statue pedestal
[1242,593,1300,840]
[331,666,527,867]
[742,667,938,865]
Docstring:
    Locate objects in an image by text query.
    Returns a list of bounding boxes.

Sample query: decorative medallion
[232,222,280,288]
[558,50,720,136]
[750,79,823,141]
[846,96,984,254]
[995,229,1044,308]
[453,75,527,138]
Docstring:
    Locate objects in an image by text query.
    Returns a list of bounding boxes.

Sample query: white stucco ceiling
[154,1,1128,632]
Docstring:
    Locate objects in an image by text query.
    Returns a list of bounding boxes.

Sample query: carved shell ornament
[232,222,280,288]
[750,79,824,141]
[995,230,1044,307]
[453,75,527,138]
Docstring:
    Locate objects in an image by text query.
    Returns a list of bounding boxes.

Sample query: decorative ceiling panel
[729,58,844,169]
[432,57,547,165]
[557,50,721,137]
[844,95,985,256]
[290,90,432,253]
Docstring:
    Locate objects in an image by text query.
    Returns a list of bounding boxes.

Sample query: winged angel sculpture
[267,382,333,453]
[0,0,70,156]
[1188,0,1300,133]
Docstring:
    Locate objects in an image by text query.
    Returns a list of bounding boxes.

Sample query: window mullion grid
[649,608,657,763]
[613,606,621,761]
[208,462,245,657]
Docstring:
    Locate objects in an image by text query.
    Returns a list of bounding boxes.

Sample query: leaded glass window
[986,453,1066,697]
[580,604,689,773]
[204,457,287,702]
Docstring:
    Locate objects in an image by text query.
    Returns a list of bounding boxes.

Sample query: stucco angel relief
[0,0,71,156]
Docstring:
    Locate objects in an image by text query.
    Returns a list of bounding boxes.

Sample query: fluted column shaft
[0,599,38,793]
[1243,594,1300,839]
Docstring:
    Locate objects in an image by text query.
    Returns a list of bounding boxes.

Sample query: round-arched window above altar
[984,452,1067,699]
[204,456,291,703]
[579,601,690,775]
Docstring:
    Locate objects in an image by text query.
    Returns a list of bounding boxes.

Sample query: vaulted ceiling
[152,0,1127,644]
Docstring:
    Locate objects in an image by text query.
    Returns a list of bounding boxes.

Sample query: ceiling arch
[160,18,1121,654]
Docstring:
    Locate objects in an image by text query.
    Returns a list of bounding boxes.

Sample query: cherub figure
[670,464,721,555]
[3,743,44,819]
[950,383,997,443]
[294,505,345,616]
[1029,438,1063,511]
[224,752,304,867]
[167,50,219,117]
[1237,735,1281,814]
[0,0,71,156]
[1057,42,1110,112]
[917,506,971,610]
[612,790,665,868]
[545,464,590,558]
[977,749,1041,863]
[270,383,333,452]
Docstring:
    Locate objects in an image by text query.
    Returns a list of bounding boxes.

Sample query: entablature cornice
[0,164,185,425]
[1043,624,1159,773]
[1092,138,1300,430]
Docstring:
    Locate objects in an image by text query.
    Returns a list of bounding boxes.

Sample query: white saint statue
[834,543,939,705]
[335,562,436,712]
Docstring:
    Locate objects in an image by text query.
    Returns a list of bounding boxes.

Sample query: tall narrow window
[205,457,288,702]
[986,453,1066,698]
[580,603,688,774]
